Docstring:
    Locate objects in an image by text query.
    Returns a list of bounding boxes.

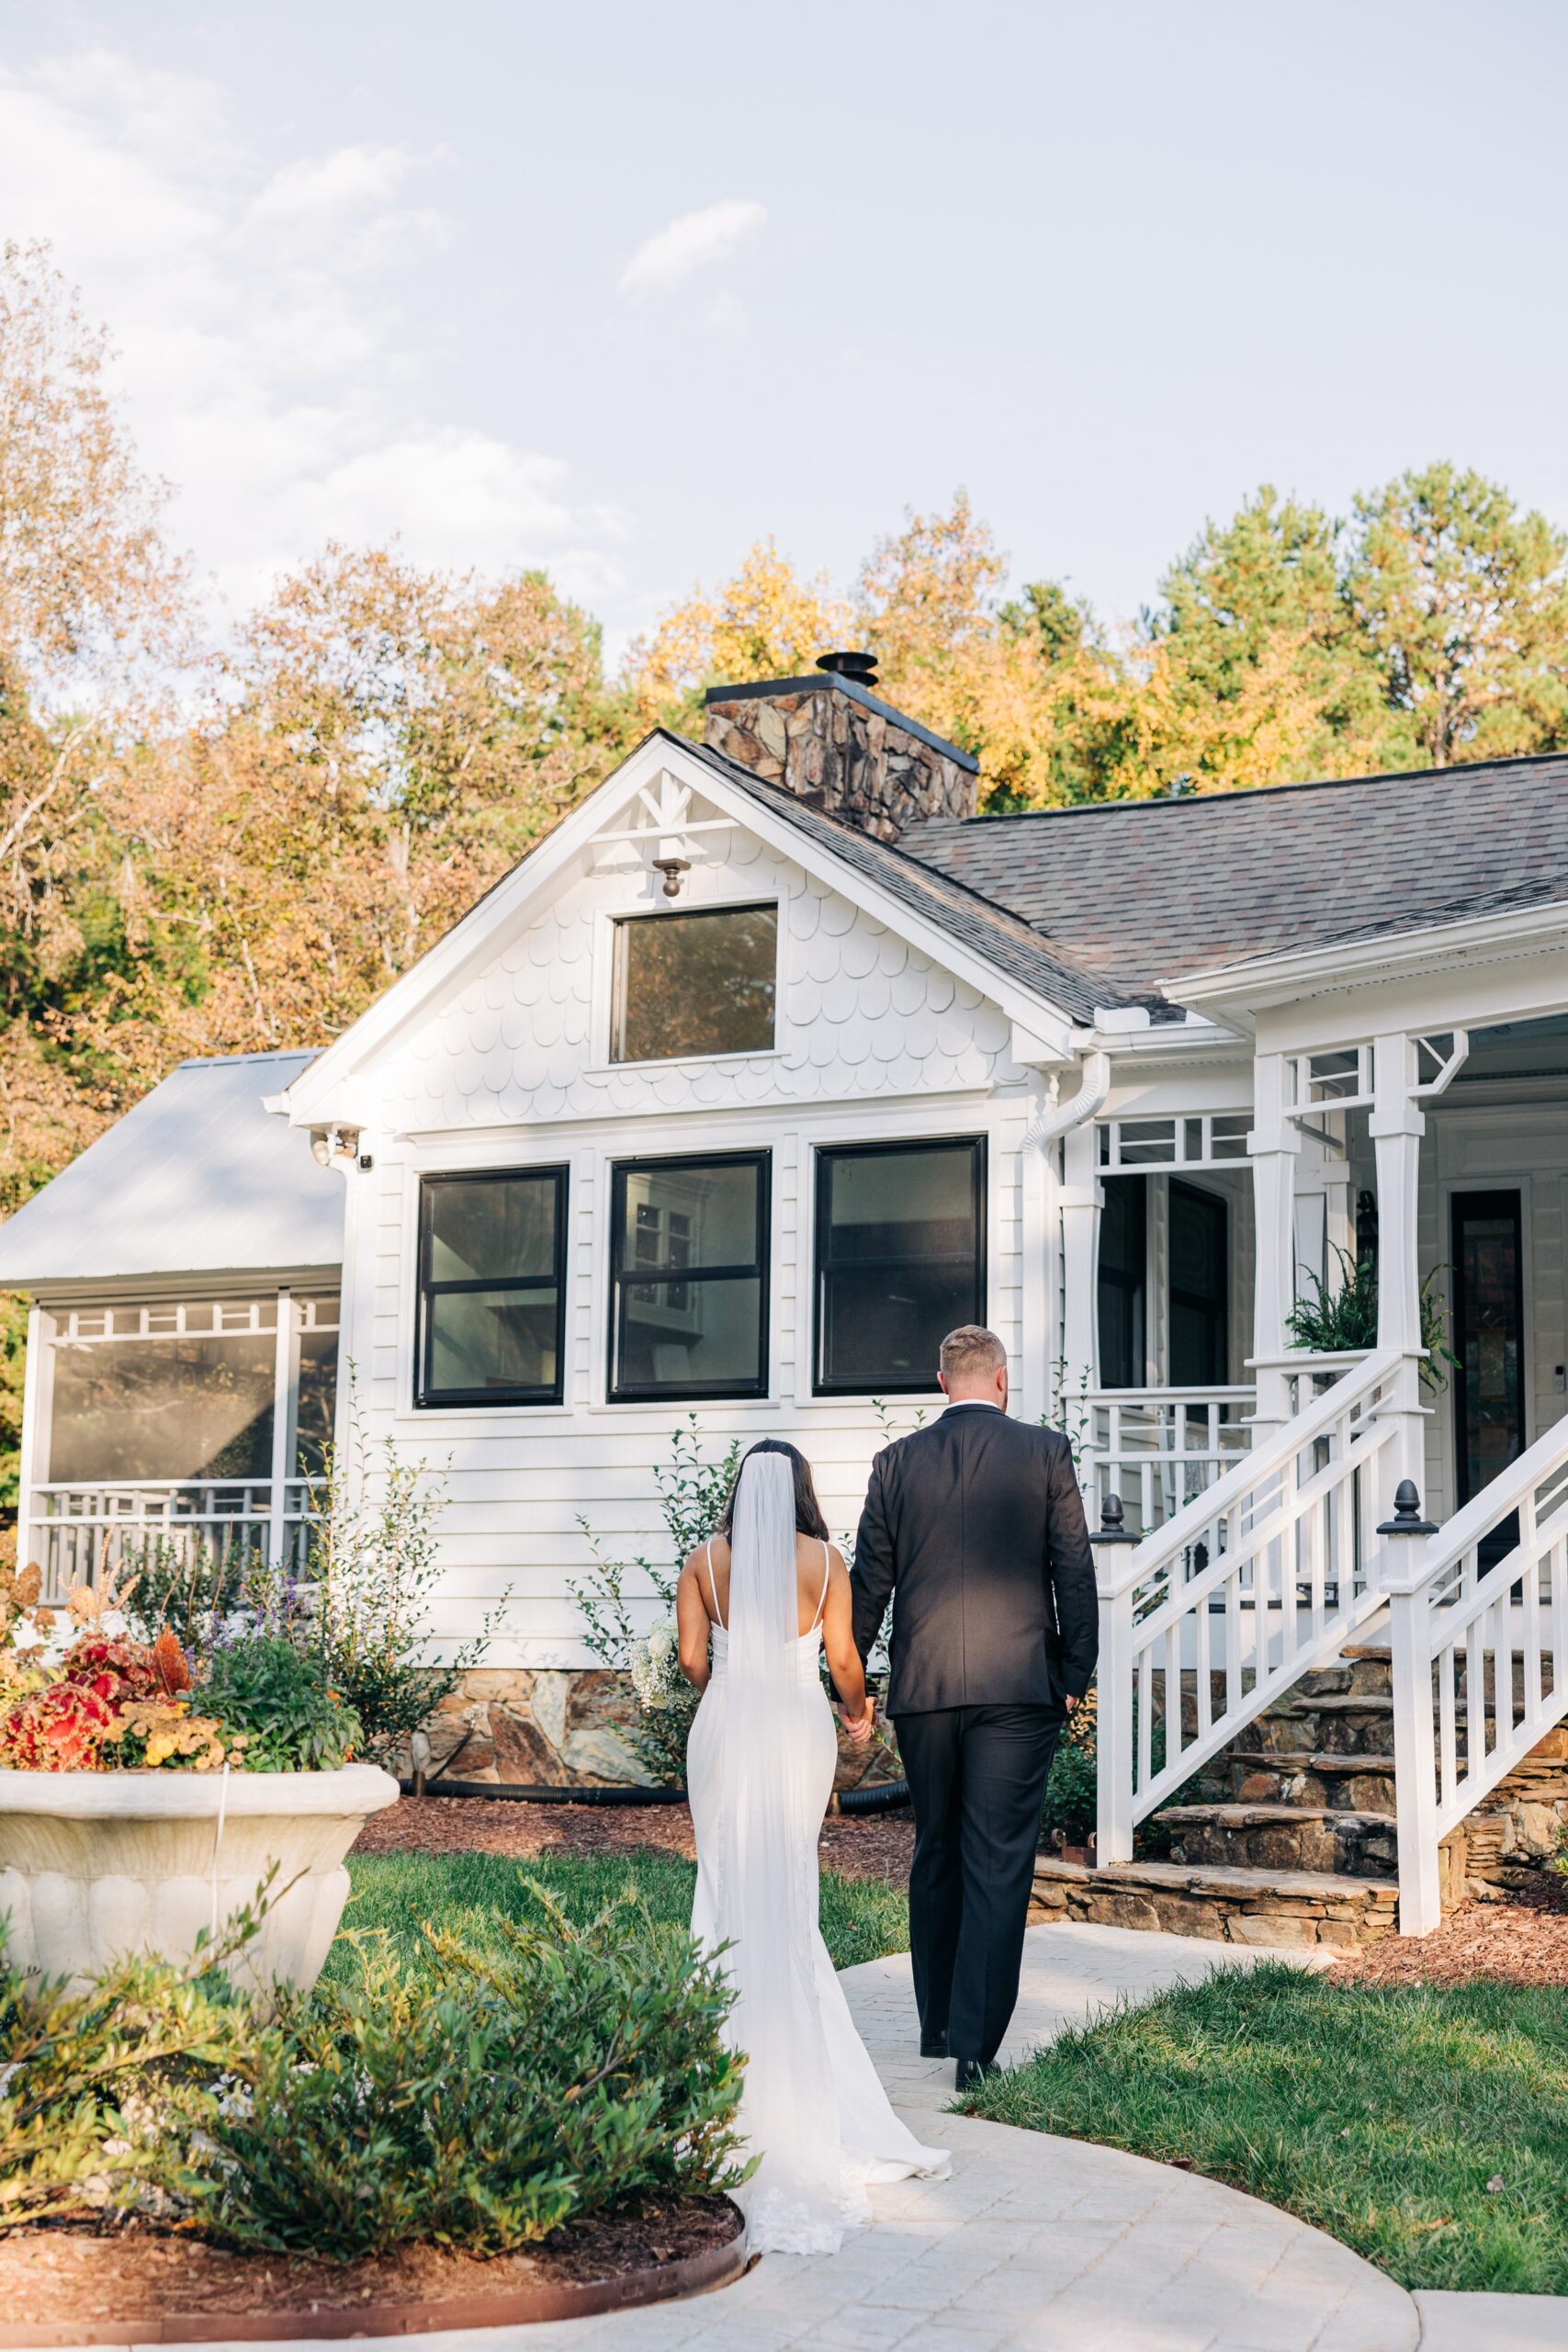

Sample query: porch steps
[1029,1853,1399,1949]
[1049,1623,1568,1948]
[1043,1643,1406,1950]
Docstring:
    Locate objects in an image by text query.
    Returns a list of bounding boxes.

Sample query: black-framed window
[609,1152,770,1402]
[416,1168,568,1408]
[814,1137,987,1396]
[610,903,777,1065]
[1168,1179,1227,1387]
[1098,1175,1147,1389]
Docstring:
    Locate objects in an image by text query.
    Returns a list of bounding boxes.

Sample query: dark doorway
[1098,1175,1147,1388]
[1451,1189,1525,1563]
[1169,1181,1228,1387]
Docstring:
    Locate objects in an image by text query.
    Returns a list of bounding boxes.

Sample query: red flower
[0,1681,117,1771]
[60,1636,157,1706]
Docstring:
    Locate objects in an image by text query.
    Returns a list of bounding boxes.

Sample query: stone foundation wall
[1443,1722,1568,1898]
[408,1667,907,1796]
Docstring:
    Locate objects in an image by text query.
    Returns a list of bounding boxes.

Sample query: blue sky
[2,1,1563,662]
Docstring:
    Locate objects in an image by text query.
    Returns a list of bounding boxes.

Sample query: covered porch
[0,1050,344,1600]
[1082,904,1568,1936]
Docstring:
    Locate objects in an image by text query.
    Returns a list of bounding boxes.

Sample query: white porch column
[1370,1030,1428,1498]
[1019,1071,1055,1427]
[1247,1050,1302,1434]
[267,1289,295,1570]
[16,1301,44,1581]
[1059,1118,1101,1399]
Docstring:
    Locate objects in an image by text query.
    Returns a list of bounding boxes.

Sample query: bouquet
[628,1615,685,1712]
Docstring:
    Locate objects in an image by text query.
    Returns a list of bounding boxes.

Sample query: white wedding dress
[686,1453,948,2256]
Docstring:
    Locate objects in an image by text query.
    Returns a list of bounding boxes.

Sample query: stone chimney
[703,652,979,842]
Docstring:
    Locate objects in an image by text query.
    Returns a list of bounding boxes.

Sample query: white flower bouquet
[628,1615,685,1712]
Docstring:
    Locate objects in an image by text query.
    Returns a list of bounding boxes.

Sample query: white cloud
[0,51,626,622]
[617,198,766,297]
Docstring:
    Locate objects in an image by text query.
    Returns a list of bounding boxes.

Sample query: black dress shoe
[953,2056,997,2092]
[919,2032,948,2058]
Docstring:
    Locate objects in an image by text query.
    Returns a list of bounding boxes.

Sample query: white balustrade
[1385,1412,1568,1935]
[1096,1348,1406,1863]
[28,1478,319,1602]
[1080,1387,1256,1537]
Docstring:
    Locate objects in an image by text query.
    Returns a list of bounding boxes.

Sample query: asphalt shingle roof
[681,734,1130,1025]
[897,752,1568,998]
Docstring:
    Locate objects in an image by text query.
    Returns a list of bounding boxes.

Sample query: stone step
[1218,1752,1397,1813]
[1030,1852,1399,1950]
[1155,1800,1400,1878]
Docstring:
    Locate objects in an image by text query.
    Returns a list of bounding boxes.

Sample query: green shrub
[198,1885,747,2258]
[0,1921,257,2232]
[201,1636,362,1771]
[571,1417,740,1786]
[1044,1697,1097,1845]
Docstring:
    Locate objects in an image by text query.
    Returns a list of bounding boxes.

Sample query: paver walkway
[287,1922,1419,2352]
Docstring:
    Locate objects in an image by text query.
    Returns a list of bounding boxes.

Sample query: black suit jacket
[850,1404,1098,1716]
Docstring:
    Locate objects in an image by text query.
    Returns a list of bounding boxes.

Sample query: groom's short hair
[940,1326,1007,1382]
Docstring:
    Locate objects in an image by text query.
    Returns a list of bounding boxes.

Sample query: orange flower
[152,1628,193,1697]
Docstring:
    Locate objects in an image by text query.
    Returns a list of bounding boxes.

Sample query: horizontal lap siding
[348,827,1034,1668]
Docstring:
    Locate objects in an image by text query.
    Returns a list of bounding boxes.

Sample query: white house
[6,658,1568,1939]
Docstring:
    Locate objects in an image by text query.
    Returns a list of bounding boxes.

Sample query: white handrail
[1096,1348,1405,1860]
[1387,1407,1568,1935]
[1097,1349,1403,1602]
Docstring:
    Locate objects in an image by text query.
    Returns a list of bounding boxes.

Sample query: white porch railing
[1096,1348,1406,1861]
[1080,1386,1255,1539]
[1387,1411,1568,1934]
[27,1478,319,1602]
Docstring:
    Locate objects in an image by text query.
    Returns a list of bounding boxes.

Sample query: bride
[676,1440,949,2256]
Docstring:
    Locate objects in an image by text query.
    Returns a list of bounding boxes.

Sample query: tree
[1343,462,1568,767]
[624,539,853,736]
[859,493,1135,808]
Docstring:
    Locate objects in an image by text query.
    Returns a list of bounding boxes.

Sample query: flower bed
[0,1878,750,2335]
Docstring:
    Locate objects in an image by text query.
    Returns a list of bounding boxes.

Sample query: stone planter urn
[0,1762,400,1998]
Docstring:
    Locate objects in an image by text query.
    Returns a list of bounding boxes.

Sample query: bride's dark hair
[717,1439,830,1543]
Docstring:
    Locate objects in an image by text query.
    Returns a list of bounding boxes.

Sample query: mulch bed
[1335,1874,1568,1988]
[354,1793,915,1886]
[0,2197,744,2345]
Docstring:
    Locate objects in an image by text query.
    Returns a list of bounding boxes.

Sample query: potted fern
[1286,1248,1458,1387]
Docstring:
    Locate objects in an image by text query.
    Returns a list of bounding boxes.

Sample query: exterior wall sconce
[310,1125,361,1170]
[652,856,691,899]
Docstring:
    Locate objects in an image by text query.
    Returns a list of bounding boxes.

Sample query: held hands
[838,1698,876,1746]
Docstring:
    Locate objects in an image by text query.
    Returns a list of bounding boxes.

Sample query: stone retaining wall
[409,1667,906,1796]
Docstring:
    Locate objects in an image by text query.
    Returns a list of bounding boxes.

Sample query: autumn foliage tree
[6,243,1568,1516]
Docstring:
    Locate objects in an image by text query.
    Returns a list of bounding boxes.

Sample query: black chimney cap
[817,649,879,689]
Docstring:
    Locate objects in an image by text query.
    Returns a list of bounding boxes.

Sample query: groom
[847,1326,1097,2089]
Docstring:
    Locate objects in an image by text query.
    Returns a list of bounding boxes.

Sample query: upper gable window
[610,904,777,1064]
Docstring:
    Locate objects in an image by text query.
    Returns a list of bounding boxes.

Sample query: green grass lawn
[965,1962,1568,2295]
[333,1849,908,1984]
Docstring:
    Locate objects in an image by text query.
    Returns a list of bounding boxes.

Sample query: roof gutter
[1023,1046,1111,1152]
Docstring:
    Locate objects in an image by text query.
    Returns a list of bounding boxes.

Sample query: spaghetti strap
[810,1539,831,1632]
[705,1538,726,1630]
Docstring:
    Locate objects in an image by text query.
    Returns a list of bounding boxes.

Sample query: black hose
[838,1778,911,1814]
[399,1779,687,1805]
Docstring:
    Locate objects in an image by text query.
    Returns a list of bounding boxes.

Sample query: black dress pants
[897,1704,1063,2069]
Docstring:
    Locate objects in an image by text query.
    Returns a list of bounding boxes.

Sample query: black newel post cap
[1377,1479,1438,1537]
[1090,1491,1140,1545]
